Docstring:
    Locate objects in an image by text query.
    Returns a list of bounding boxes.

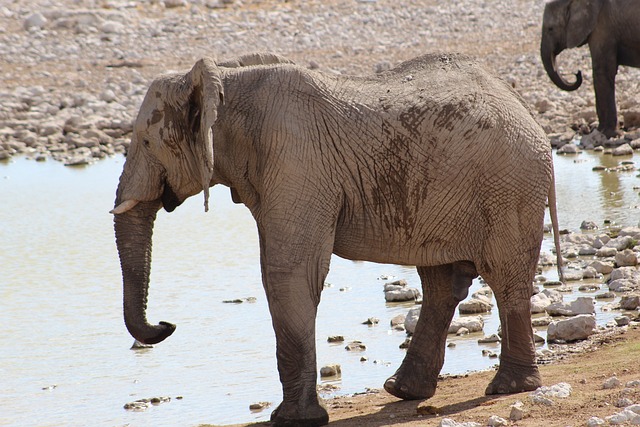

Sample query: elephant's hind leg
[384,262,476,400]
[483,257,541,395]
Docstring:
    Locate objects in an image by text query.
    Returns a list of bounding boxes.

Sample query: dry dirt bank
[210,325,640,427]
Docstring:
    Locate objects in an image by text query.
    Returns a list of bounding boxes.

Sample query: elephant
[541,0,640,138]
[112,52,563,426]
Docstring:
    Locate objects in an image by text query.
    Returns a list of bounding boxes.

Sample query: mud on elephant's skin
[541,0,640,138]
[112,52,563,426]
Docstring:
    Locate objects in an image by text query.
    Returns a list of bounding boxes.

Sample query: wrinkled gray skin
[541,0,640,138]
[113,52,561,426]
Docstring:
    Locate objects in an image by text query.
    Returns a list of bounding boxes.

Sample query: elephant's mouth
[161,182,182,212]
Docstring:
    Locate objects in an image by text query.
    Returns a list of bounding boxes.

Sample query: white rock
[487,415,508,426]
[620,294,640,310]
[589,260,614,274]
[586,416,605,426]
[547,297,595,316]
[404,307,421,334]
[438,418,482,427]
[101,20,125,34]
[603,376,622,389]
[616,249,638,267]
[458,296,492,314]
[613,143,634,156]
[530,292,551,313]
[509,400,525,421]
[606,235,635,251]
[606,409,640,425]
[547,315,596,342]
[596,247,618,257]
[448,316,484,334]
[384,287,420,302]
[24,12,47,31]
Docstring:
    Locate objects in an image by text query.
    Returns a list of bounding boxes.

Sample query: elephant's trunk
[540,37,582,91]
[114,199,176,345]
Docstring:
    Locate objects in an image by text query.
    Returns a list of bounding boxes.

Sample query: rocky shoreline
[2,0,640,166]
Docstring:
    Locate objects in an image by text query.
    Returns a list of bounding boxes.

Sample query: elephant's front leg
[384,262,475,400]
[259,229,333,426]
[591,48,620,138]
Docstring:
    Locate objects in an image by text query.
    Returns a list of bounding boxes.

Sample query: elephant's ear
[185,57,224,212]
[566,0,603,48]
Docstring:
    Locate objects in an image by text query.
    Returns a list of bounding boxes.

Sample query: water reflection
[0,151,638,426]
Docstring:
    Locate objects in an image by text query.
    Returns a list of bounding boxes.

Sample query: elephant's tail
[548,163,565,283]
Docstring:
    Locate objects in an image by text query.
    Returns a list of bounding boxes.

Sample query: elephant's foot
[599,126,621,139]
[383,361,437,400]
[485,363,541,395]
[270,400,329,427]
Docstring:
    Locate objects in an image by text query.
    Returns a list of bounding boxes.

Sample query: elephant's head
[112,58,224,345]
[540,0,603,91]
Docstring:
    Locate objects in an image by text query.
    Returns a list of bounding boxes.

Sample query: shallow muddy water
[1,151,639,426]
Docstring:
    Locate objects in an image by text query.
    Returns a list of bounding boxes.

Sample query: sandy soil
[207,325,640,427]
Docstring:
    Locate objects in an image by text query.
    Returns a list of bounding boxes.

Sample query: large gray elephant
[541,0,640,138]
[112,52,562,426]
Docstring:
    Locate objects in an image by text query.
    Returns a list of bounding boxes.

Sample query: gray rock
[24,12,47,31]
[603,376,622,389]
[596,247,618,257]
[530,292,551,314]
[319,364,341,377]
[458,296,492,314]
[616,249,638,267]
[620,294,640,310]
[547,297,595,316]
[509,401,525,421]
[404,307,421,334]
[547,315,596,342]
[487,415,508,426]
[557,142,580,154]
[385,287,420,302]
[448,316,484,334]
[580,220,599,230]
[613,143,634,156]
[589,260,615,275]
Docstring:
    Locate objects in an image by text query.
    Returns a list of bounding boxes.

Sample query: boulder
[596,247,618,257]
[448,316,484,334]
[319,364,341,377]
[580,129,608,148]
[589,260,614,275]
[530,292,551,314]
[615,249,638,267]
[620,294,640,310]
[557,142,580,154]
[612,143,633,156]
[404,307,421,334]
[458,295,492,314]
[609,279,636,292]
[547,315,596,342]
[547,297,595,316]
[606,235,635,251]
[385,287,420,302]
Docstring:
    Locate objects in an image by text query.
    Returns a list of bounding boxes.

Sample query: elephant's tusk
[110,199,139,215]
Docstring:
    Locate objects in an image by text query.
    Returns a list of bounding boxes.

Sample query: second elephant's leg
[592,50,619,138]
[384,262,476,400]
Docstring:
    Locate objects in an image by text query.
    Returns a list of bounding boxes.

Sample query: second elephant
[541,0,640,137]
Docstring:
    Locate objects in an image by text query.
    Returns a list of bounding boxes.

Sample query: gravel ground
[2,0,640,164]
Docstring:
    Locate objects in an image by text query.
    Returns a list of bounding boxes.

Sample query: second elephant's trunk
[540,37,582,91]
[114,200,176,345]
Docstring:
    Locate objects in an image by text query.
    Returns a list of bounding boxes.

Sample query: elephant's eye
[143,139,150,147]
